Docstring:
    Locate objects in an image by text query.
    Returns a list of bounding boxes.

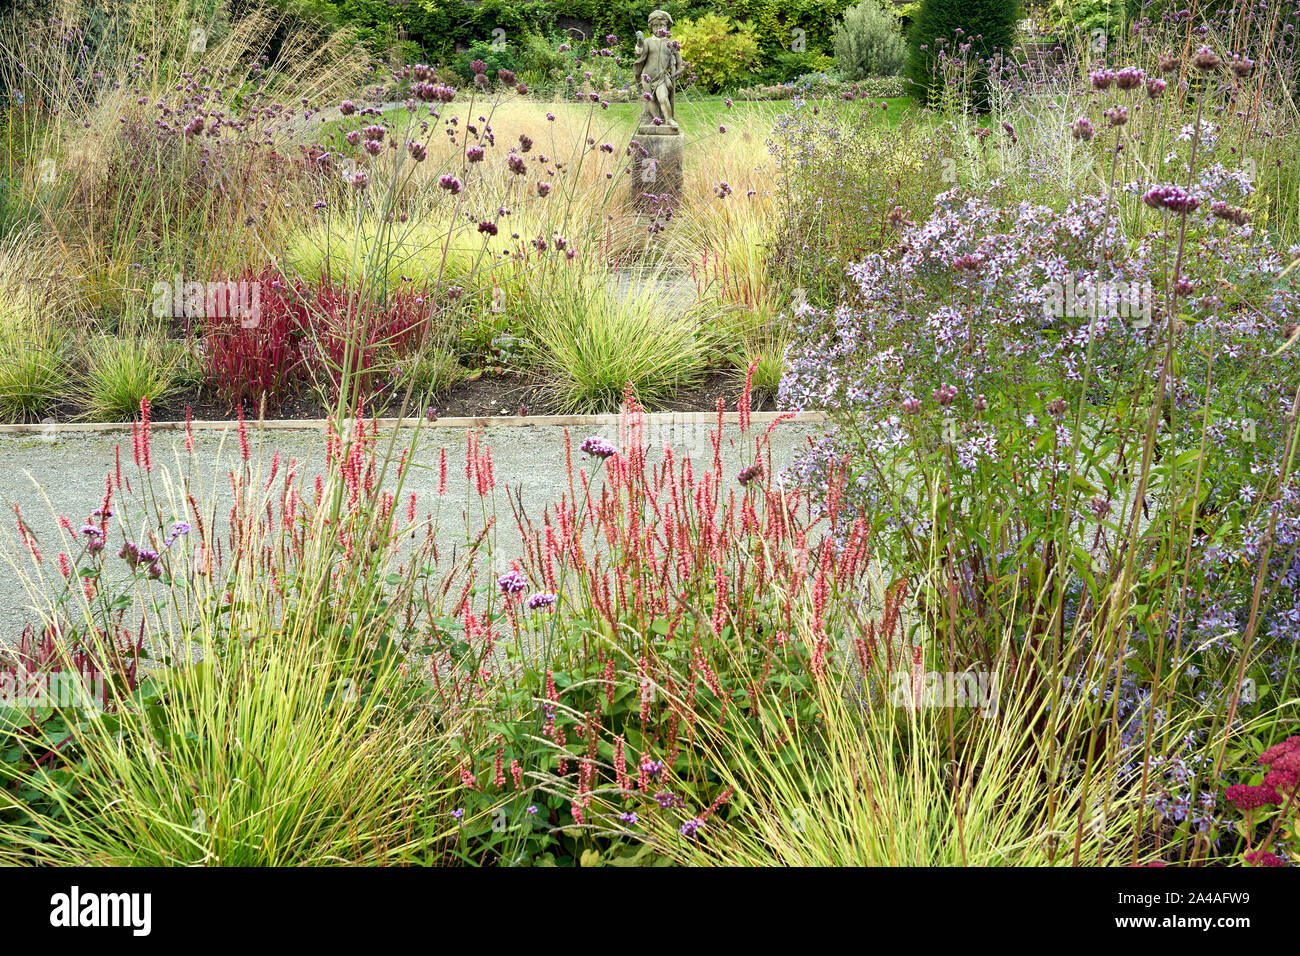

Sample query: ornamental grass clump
[524,277,713,413]
[0,230,78,421]
[0,302,70,423]
[0,400,475,864]
[0,2,366,310]
[629,616,1213,866]
[81,330,180,421]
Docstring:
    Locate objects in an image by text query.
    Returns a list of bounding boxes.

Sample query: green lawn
[303,94,916,152]
[601,95,916,140]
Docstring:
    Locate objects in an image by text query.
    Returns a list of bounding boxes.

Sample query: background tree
[903,0,1023,105]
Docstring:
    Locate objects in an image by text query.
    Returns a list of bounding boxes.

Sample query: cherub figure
[632,10,684,129]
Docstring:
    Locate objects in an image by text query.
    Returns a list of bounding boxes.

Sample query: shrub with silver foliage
[833,0,908,80]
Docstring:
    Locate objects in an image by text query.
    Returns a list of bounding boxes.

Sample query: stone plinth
[629,126,683,211]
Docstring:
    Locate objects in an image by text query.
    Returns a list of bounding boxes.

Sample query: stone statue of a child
[633,10,684,130]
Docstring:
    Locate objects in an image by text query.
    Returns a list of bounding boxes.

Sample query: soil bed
[33,368,780,425]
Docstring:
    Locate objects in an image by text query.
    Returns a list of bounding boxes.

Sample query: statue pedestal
[629,125,683,212]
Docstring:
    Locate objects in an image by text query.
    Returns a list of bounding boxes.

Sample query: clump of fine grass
[708,298,790,406]
[0,630,446,866]
[81,332,178,420]
[0,265,71,421]
[629,621,1215,867]
[674,190,782,307]
[525,276,712,413]
[1,0,371,312]
[0,229,78,420]
[733,326,789,406]
[0,405,468,865]
[0,314,69,422]
[395,343,464,402]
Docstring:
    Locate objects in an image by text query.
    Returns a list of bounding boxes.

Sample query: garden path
[0,415,825,646]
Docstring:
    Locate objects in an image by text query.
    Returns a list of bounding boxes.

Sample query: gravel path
[0,415,824,646]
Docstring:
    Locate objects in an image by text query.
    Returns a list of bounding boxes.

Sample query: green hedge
[264,0,868,85]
